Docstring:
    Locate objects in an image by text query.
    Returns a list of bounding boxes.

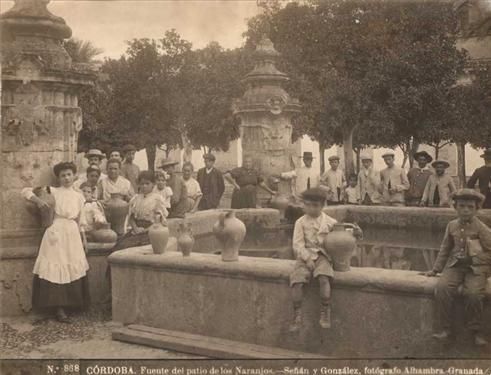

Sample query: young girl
[79,182,108,239]
[113,171,168,250]
[22,162,90,323]
[154,170,173,210]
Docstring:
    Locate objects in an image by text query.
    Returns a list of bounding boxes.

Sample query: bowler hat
[302,152,314,159]
[480,148,491,158]
[382,151,395,158]
[203,153,216,161]
[328,155,340,162]
[85,149,104,159]
[159,158,179,169]
[431,160,450,169]
[452,188,485,204]
[413,151,433,163]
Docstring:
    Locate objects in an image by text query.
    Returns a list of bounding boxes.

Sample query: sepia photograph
[0,0,490,372]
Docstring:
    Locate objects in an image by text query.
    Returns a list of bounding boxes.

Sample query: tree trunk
[456,142,466,188]
[343,127,355,180]
[319,143,326,175]
[146,144,156,171]
[354,148,361,175]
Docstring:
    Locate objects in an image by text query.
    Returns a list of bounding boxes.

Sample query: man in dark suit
[467,148,491,209]
[197,153,225,210]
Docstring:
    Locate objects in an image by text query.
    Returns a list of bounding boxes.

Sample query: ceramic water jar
[213,211,246,262]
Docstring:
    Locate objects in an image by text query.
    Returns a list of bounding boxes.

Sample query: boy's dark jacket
[433,217,491,273]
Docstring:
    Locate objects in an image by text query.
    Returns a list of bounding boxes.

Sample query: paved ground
[0,306,200,359]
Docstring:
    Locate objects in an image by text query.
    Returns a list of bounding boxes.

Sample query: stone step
[112,324,327,359]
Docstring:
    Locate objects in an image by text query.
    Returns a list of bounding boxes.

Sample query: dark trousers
[435,265,488,332]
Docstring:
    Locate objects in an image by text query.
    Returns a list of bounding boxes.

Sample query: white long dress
[22,186,90,284]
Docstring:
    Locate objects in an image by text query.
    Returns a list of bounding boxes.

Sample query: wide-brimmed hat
[303,152,314,159]
[203,153,216,161]
[85,149,104,159]
[480,148,491,159]
[431,160,450,169]
[414,151,433,163]
[452,188,485,204]
[382,151,395,158]
[159,158,179,169]
[328,155,340,162]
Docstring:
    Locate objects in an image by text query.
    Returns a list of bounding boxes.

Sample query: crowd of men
[282,148,491,209]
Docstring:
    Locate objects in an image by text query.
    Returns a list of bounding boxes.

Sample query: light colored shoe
[319,304,331,329]
[431,330,451,340]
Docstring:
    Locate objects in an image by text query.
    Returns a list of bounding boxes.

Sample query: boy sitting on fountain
[289,187,338,332]
[424,188,491,346]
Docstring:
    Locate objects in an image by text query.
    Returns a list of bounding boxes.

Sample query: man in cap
[121,144,140,192]
[467,148,491,209]
[358,154,381,205]
[380,151,409,206]
[320,155,346,205]
[423,189,491,346]
[159,158,188,218]
[280,152,320,200]
[197,153,225,210]
[406,151,433,206]
[420,160,456,207]
[77,149,107,185]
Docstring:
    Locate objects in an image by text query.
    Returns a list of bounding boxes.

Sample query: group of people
[281,148,491,209]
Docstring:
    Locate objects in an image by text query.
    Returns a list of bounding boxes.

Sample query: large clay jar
[105,193,129,236]
[213,211,246,262]
[148,215,170,255]
[323,223,357,272]
[37,187,56,229]
[270,193,290,220]
[90,223,118,243]
[177,222,195,257]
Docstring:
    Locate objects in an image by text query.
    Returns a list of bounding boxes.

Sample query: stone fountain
[0,0,95,238]
[234,36,301,200]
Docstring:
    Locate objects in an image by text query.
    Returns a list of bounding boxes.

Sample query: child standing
[22,162,90,323]
[344,174,360,204]
[154,170,173,210]
[289,188,338,332]
[79,182,108,238]
[424,188,491,346]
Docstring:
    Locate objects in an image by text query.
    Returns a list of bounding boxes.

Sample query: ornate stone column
[234,37,301,200]
[1,0,95,240]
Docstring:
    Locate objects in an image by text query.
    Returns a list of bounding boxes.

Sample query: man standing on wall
[358,154,381,205]
[121,144,140,193]
[197,153,225,210]
[280,152,320,200]
[467,148,491,209]
[320,155,346,205]
[406,151,433,206]
[380,152,410,207]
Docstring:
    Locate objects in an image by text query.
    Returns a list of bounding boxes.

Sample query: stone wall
[109,249,491,358]
[0,208,280,316]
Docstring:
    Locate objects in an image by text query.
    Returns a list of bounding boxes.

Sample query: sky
[0,0,261,59]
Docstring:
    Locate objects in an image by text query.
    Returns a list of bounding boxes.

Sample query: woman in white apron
[22,162,90,323]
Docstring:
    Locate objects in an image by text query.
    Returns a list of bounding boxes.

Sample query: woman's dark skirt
[32,274,90,310]
[231,185,257,209]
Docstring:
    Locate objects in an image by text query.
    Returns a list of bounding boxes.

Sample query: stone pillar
[0,0,95,242]
[234,37,301,201]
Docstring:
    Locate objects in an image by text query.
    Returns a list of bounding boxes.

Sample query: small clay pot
[148,217,170,255]
[91,222,118,243]
[177,222,195,257]
[213,211,246,262]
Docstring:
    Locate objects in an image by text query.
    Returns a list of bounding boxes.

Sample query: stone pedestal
[0,0,95,240]
[235,37,301,201]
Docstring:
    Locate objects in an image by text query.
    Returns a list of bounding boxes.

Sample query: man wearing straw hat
[467,148,491,209]
[420,160,456,208]
[77,149,107,185]
[358,153,381,205]
[158,158,188,218]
